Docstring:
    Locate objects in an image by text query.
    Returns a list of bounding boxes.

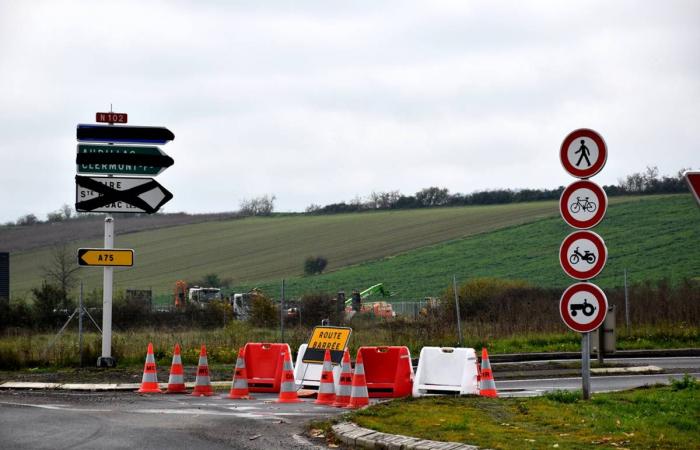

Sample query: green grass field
[8,194,699,301]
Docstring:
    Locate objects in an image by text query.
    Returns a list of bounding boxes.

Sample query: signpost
[559,180,608,229]
[685,170,700,206]
[558,128,608,400]
[76,144,174,175]
[302,326,352,364]
[559,230,607,280]
[75,175,173,214]
[78,248,134,267]
[75,110,175,368]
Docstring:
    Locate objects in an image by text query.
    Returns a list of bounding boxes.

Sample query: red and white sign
[559,180,608,229]
[96,112,128,124]
[560,282,608,333]
[559,230,607,280]
[685,170,700,206]
[560,128,607,179]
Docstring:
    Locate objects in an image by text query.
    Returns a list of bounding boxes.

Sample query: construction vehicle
[344,283,396,319]
[174,280,222,308]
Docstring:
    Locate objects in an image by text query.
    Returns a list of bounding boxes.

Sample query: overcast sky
[0,0,697,223]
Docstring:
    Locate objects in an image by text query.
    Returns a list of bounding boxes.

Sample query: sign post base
[96,356,117,368]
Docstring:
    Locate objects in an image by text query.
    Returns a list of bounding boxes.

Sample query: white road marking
[0,401,111,412]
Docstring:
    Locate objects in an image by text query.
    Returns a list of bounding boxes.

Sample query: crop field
[8,200,561,298]
[244,194,700,299]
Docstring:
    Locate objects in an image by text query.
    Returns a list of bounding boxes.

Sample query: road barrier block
[358,346,413,398]
[244,342,292,393]
[412,347,478,397]
[294,344,342,390]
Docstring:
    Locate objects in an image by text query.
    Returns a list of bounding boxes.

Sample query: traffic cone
[332,348,353,407]
[228,347,252,399]
[346,351,369,409]
[479,347,498,398]
[137,342,162,394]
[191,344,214,397]
[315,349,336,405]
[276,351,302,403]
[165,343,187,394]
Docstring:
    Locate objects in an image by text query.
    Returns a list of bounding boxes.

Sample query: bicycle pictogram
[569,196,597,214]
[569,247,596,265]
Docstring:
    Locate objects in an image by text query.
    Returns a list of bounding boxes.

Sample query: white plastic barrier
[412,347,479,397]
[293,344,342,390]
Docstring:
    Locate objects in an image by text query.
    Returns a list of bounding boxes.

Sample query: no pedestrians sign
[560,128,607,179]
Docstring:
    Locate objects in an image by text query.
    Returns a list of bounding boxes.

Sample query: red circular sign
[559,230,608,280]
[559,180,607,229]
[560,128,607,179]
[560,283,608,333]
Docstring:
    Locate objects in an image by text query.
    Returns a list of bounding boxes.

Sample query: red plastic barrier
[357,346,414,398]
[243,343,292,393]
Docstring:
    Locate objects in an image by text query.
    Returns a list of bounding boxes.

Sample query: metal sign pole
[624,269,630,331]
[582,332,591,400]
[79,280,84,367]
[98,215,115,367]
[280,279,285,342]
[453,275,462,346]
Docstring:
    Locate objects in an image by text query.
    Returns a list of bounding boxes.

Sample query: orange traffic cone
[191,344,214,397]
[479,348,498,398]
[166,343,187,394]
[137,342,162,394]
[346,351,369,409]
[228,347,253,399]
[332,348,353,407]
[315,349,336,405]
[276,351,302,403]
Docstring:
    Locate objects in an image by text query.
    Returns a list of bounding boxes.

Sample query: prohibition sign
[559,230,607,280]
[560,128,607,179]
[560,282,608,333]
[559,180,608,229]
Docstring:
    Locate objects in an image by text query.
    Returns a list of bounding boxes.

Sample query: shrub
[298,292,343,327]
[304,256,328,275]
[248,292,278,327]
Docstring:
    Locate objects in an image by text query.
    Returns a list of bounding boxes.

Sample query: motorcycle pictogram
[570,196,597,214]
[570,299,596,317]
[569,247,596,265]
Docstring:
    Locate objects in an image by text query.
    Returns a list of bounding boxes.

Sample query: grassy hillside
[9,200,561,298]
[244,194,700,299]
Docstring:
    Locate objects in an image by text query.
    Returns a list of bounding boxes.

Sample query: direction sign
[685,170,700,206]
[96,112,128,124]
[76,144,174,175]
[75,175,173,214]
[559,230,607,280]
[559,180,608,229]
[560,282,608,333]
[78,248,134,267]
[302,326,352,364]
[560,128,607,179]
[77,124,175,145]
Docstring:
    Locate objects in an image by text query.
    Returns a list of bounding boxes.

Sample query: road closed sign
[560,128,607,179]
[560,282,608,333]
[559,180,608,229]
[559,230,607,280]
[303,326,352,364]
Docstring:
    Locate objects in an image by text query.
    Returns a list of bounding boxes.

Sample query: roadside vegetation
[346,377,699,449]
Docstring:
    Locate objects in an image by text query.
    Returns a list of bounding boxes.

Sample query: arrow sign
[77,124,175,145]
[75,175,173,214]
[685,171,700,206]
[76,144,174,175]
[78,248,134,267]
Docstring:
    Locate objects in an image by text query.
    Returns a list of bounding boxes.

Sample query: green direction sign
[76,144,174,176]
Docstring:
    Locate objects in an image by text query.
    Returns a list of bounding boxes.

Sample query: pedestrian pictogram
[559,282,608,333]
[75,175,173,214]
[559,230,607,280]
[560,128,607,178]
[685,170,700,207]
[559,180,607,229]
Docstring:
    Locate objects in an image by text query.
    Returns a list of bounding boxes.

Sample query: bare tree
[41,243,80,308]
[239,195,276,216]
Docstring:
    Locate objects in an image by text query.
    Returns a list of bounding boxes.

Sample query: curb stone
[331,422,480,450]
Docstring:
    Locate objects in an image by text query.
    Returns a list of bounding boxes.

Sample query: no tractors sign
[560,282,608,333]
[559,180,608,229]
[559,230,608,280]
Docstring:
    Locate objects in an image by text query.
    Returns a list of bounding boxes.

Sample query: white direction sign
[559,230,608,280]
[559,180,608,229]
[560,282,608,333]
[560,128,607,179]
[75,175,173,214]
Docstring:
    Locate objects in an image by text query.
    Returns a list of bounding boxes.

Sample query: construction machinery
[344,283,396,318]
[174,280,222,308]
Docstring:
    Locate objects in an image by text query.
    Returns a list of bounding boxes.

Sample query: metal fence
[390,300,439,319]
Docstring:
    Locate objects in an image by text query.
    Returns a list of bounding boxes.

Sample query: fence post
[624,269,630,331]
[453,275,462,346]
[280,279,285,342]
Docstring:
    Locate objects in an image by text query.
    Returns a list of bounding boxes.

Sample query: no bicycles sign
[559,180,608,229]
